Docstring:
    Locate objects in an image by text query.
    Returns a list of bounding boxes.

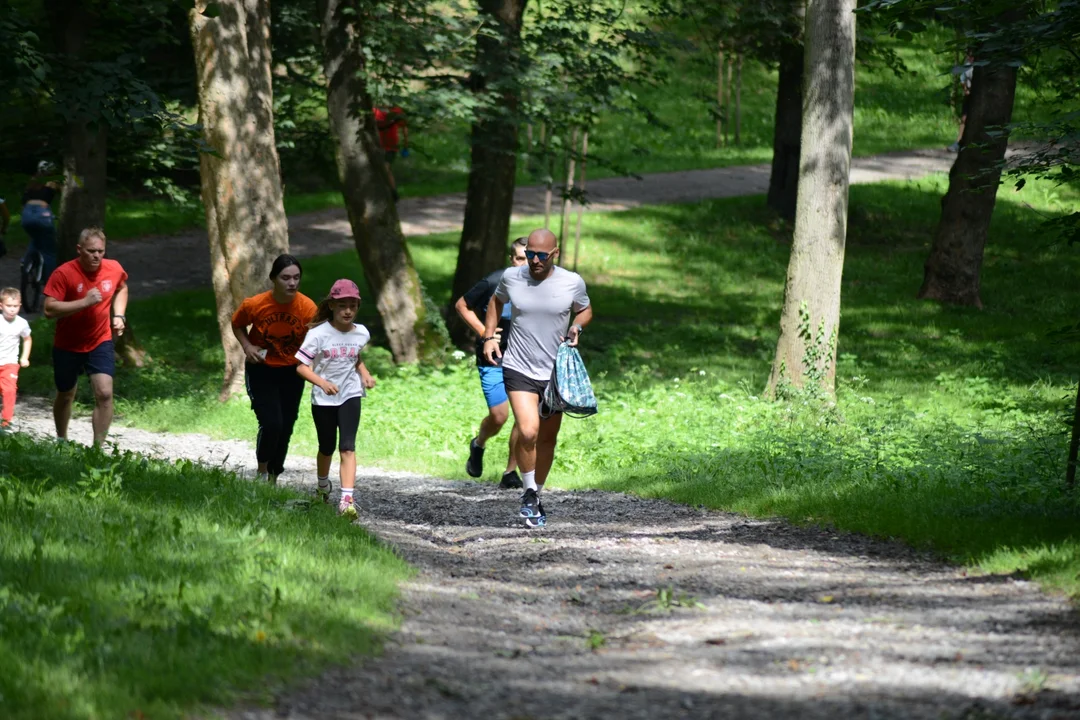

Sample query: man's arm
[453,296,486,336]
[482,297,505,364]
[111,282,129,336]
[0,201,9,235]
[567,304,593,347]
[44,291,97,320]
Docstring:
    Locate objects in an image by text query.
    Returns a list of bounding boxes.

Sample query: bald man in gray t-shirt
[484,228,593,528]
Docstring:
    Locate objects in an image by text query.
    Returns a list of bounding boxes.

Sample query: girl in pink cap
[295,279,376,518]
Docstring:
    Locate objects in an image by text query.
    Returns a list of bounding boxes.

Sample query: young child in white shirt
[295,279,376,518]
[0,287,32,428]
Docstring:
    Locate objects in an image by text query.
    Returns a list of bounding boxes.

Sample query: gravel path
[0,149,957,302]
[10,399,1080,720]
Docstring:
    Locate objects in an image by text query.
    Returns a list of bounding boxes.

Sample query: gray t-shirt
[495,265,590,380]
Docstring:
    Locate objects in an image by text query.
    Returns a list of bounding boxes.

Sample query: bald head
[527,228,557,251]
[525,228,559,279]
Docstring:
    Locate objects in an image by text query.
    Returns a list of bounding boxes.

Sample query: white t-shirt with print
[295,321,371,406]
[0,315,31,365]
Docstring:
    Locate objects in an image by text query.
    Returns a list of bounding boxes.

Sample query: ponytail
[309,296,334,328]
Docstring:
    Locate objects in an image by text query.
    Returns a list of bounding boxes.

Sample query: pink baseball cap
[329,279,361,300]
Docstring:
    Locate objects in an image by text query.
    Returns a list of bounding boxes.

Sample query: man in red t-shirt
[43,227,129,446]
[374,106,408,201]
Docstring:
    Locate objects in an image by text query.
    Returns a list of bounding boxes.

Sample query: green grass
[14,174,1080,602]
[0,435,410,720]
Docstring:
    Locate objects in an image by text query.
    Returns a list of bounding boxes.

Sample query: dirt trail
[0,149,956,302]
[9,399,1080,720]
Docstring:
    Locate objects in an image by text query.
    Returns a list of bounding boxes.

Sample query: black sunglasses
[525,250,554,262]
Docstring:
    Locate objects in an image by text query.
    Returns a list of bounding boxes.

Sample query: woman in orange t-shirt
[231,254,318,484]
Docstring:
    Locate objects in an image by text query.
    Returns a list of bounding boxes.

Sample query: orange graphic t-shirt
[231,291,318,367]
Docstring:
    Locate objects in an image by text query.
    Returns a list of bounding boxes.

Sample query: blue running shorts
[478,365,508,408]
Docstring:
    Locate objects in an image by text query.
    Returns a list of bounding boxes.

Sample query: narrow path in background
[9,399,1080,720]
[0,149,956,302]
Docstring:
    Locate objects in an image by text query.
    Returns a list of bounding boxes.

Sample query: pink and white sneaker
[338,495,358,519]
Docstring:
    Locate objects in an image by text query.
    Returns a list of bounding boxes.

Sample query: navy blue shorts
[53,341,115,393]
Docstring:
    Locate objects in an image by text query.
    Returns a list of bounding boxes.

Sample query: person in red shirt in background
[374,106,409,201]
[43,227,129,446]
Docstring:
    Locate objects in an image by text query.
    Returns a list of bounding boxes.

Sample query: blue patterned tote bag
[542,342,598,419]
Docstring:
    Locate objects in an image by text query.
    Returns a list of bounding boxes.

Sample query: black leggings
[245,363,306,475]
[311,397,362,456]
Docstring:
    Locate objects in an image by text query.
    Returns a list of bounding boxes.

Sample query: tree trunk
[45,0,107,264]
[766,39,804,221]
[766,0,856,398]
[1068,377,1080,490]
[716,46,725,147]
[735,53,743,145]
[318,0,444,363]
[558,126,579,251]
[725,54,734,145]
[572,129,589,271]
[448,0,528,345]
[189,0,290,400]
[917,61,1018,308]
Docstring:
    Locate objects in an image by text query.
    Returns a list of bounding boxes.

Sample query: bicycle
[20,248,44,313]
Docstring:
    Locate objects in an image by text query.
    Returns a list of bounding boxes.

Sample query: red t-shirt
[374,107,405,151]
[44,258,129,353]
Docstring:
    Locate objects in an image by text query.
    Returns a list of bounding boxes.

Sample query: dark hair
[509,236,528,255]
[269,254,302,280]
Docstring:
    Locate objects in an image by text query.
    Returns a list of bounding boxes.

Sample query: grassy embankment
[0,436,410,720]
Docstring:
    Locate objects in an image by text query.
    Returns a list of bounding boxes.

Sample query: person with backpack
[295,279,376,519]
[482,228,592,528]
[454,236,528,489]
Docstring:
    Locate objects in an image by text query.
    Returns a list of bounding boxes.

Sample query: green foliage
[0,435,409,720]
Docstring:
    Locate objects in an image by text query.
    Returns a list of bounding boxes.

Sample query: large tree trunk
[190,0,290,400]
[766,0,856,398]
[318,0,444,363]
[45,0,108,264]
[447,0,528,346]
[766,39,804,220]
[917,61,1018,307]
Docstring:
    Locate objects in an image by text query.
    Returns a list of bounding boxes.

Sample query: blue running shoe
[519,488,540,518]
[524,501,546,529]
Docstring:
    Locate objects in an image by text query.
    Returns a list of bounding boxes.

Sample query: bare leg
[339,450,356,491]
[505,422,520,474]
[54,388,76,439]
[508,391,541,474]
[535,413,563,488]
[88,373,114,446]
[317,453,332,478]
[477,401,509,446]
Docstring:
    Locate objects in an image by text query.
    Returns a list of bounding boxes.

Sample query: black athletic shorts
[311,397,362,455]
[502,367,557,415]
[53,340,115,393]
[384,150,397,164]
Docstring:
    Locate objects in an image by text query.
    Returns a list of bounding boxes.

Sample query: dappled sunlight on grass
[16,173,1080,600]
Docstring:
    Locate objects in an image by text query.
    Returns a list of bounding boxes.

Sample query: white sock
[474,436,485,449]
[317,475,330,486]
[522,471,537,492]
[342,487,354,498]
